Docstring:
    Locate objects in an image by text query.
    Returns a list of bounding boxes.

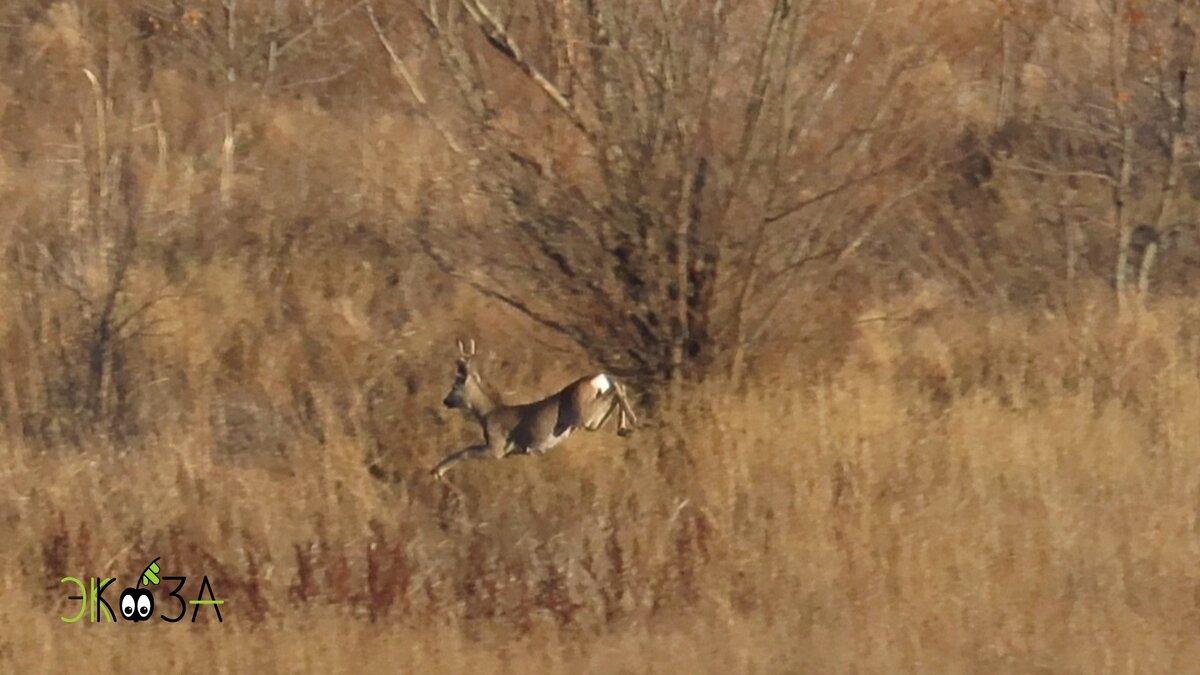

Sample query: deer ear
[456,338,466,356]
[467,339,476,357]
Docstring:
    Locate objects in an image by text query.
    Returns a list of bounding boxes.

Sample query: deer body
[433,341,638,479]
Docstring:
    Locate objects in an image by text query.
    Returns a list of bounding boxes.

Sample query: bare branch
[417,232,591,348]
[458,0,596,142]
[834,169,939,266]
[366,3,465,155]
[764,162,898,224]
[717,0,793,221]
[33,242,92,303]
[992,155,1117,184]
[795,0,879,143]
[111,288,182,339]
[746,169,936,350]
[274,0,369,63]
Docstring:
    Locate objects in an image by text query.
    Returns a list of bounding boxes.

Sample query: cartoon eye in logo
[120,588,154,622]
[120,589,137,620]
[137,591,153,619]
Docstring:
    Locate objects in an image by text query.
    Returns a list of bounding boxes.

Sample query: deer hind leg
[613,381,639,436]
[431,443,500,480]
[553,401,584,438]
[582,382,638,436]
[582,396,619,432]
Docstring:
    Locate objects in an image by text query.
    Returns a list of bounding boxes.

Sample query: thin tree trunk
[1141,9,1191,297]
[1108,0,1133,307]
[1066,216,1079,283]
[220,0,238,211]
[1137,241,1158,296]
[997,11,1012,126]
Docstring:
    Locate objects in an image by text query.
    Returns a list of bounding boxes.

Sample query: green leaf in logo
[139,558,161,587]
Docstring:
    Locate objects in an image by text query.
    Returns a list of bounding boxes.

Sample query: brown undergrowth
[4,298,1199,673]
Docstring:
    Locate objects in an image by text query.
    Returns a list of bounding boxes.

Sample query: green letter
[60,577,86,623]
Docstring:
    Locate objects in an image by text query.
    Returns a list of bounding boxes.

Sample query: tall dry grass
[4,297,1199,673]
[3,3,1200,671]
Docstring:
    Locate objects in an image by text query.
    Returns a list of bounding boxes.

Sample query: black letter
[93,577,115,623]
[190,576,224,623]
[161,576,187,623]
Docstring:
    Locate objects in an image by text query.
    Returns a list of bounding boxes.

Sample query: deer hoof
[618,427,633,438]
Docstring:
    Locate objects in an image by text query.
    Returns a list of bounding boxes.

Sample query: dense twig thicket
[1,0,1197,441]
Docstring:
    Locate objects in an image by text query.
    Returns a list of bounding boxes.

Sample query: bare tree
[12,67,174,442]
[369,0,946,389]
[990,0,1197,305]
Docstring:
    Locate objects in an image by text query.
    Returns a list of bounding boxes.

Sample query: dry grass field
[4,294,1200,673]
[4,0,1200,672]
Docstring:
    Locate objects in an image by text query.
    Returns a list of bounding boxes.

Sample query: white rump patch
[591,373,612,394]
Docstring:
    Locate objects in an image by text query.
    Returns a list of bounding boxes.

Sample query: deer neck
[465,377,503,420]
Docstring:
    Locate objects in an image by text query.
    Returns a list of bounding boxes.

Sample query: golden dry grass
[4,298,1199,673]
[3,4,1200,670]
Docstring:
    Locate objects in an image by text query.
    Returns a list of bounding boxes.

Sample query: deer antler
[456,338,477,358]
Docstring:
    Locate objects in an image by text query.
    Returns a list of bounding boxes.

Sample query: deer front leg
[431,443,499,480]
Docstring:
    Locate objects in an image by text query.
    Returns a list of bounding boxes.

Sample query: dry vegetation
[2,0,1200,672]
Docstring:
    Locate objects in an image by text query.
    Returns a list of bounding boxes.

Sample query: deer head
[442,338,479,410]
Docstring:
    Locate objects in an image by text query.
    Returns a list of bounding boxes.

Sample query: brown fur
[433,340,638,479]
